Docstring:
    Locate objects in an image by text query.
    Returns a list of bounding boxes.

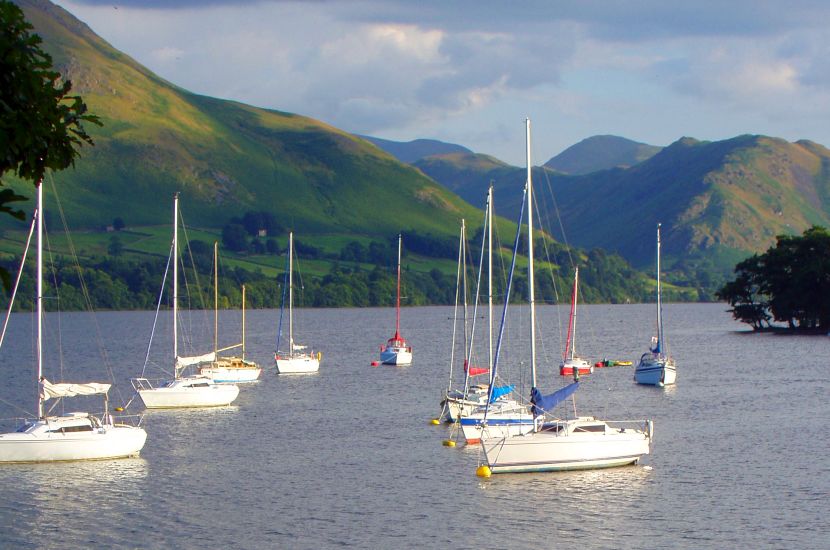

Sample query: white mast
[218,241,219,361]
[571,267,579,360]
[288,231,294,354]
[36,180,44,418]
[173,193,179,377]
[656,223,663,355]
[487,184,494,371]
[461,219,468,373]
[242,284,246,360]
[526,118,537,388]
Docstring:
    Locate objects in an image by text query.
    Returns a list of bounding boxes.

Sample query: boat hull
[634,356,677,386]
[559,357,594,376]
[0,418,147,463]
[199,360,262,383]
[459,402,534,443]
[482,420,650,473]
[136,378,240,408]
[275,355,320,374]
[443,393,488,423]
[380,348,412,365]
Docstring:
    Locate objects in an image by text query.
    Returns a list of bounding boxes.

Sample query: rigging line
[464,199,491,396]
[0,213,36,349]
[140,241,174,378]
[484,183,527,420]
[536,168,602,364]
[178,211,210,313]
[446,222,463,393]
[0,397,35,417]
[530,189,566,361]
[47,176,131,406]
[177,211,211,358]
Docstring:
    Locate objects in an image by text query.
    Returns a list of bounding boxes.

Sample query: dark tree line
[717,226,830,331]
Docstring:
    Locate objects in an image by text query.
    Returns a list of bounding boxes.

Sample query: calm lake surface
[0,303,827,549]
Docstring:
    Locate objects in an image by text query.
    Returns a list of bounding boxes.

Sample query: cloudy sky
[54,0,830,165]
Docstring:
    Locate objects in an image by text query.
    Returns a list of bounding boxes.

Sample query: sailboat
[379,234,412,365]
[274,232,320,374]
[441,218,487,422]
[199,242,262,383]
[0,180,147,463]
[458,185,536,444]
[634,223,677,386]
[559,267,593,376]
[479,119,652,475]
[132,194,240,408]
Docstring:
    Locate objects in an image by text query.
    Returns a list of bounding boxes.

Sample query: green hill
[0,0,665,308]
[359,136,472,164]
[415,134,830,292]
[6,0,479,237]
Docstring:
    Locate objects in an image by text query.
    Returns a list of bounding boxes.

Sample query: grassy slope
[7,0,480,240]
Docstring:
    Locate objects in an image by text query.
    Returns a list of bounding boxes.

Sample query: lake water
[0,303,827,549]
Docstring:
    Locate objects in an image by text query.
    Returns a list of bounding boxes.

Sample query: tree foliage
[0,1,100,182]
[0,1,100,288]
[717,226,830,330]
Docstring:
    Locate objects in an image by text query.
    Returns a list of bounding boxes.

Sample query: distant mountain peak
[358,135,472,164]
[545,135,662,175]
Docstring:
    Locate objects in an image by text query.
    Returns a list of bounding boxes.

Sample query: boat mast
[564,267,578,361]
[218,241,219,361]
[526,118,537,388]
[395,233,402,339]
[242,284,246,360]
[448,222,464,392]
[573,267,579,360]
[461,220,468,372]
[487,184,494,371]
[288,231,294,354]
[656,223,663,355]
[173,192,179,378]
[36,179,44,418]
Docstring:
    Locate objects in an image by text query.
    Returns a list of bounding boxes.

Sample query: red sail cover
[467,366,489,376]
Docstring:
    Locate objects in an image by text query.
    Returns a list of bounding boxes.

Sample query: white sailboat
[379,234,412,365]
[0,181,147,463]
[635,223,677,386]
[458,184,538,444]
[442,188,530,439]
[275,232,320,374]
[132,194,240,408]
[559,267,593,376]
[479,119,652,475]
[442,217,489,423]
[199,243,262,383]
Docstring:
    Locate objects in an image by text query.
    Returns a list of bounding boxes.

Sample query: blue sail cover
[531,382,579,417]
[489,384,515,403]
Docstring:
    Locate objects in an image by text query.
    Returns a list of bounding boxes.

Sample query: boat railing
[131,378,156,392]
[112,413,145,428]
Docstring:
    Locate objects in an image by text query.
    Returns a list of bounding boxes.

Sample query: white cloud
[52,0,830,164]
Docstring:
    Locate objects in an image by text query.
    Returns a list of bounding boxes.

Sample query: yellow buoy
[430,418,440,425]
[114,407,124,412]
[476,465,492,478]
[442,439,456,447]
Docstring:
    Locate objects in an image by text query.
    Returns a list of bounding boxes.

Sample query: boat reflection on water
[0,458,149,546]
[476,465,652,545]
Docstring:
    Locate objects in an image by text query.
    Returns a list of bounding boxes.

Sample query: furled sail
[39,378,110,401]
[530,382,579,417]
[176,351,216,368]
